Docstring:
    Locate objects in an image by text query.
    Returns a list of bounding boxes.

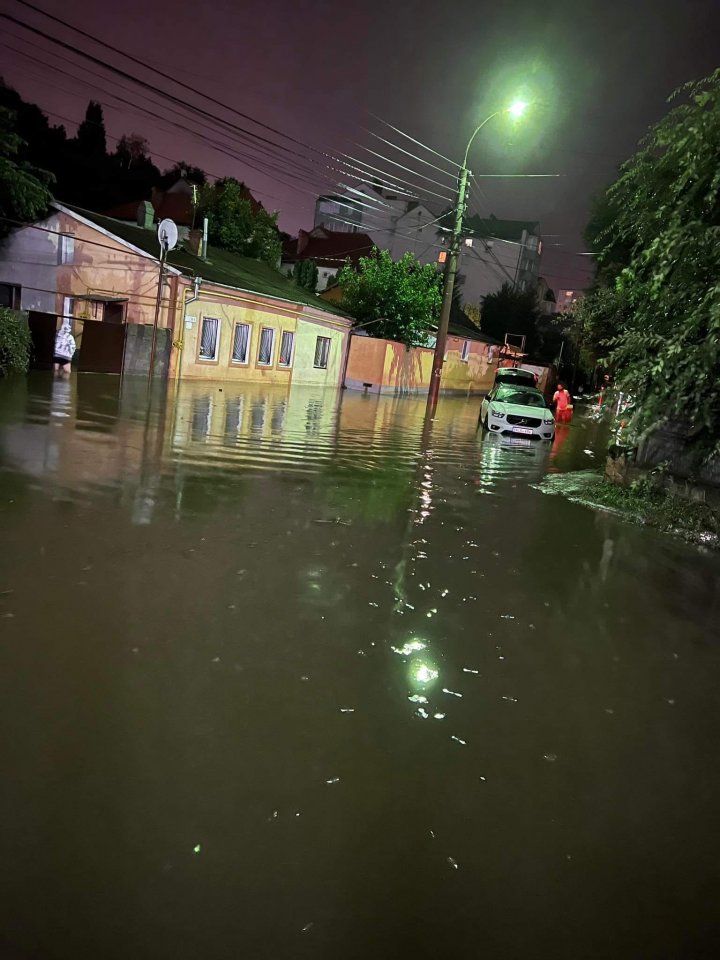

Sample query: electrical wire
[369,113,461,170]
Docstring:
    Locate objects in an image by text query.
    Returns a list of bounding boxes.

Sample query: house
[0,203,352,386]
[281,227,375,291]
[555,288,584,313]
[460,215,542,306]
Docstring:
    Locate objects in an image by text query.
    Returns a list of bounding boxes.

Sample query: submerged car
[480,385,555,440]
[493,367,537,389]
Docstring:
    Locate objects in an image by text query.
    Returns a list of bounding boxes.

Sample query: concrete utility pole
[425,101,528,415]
[426,166,470,412]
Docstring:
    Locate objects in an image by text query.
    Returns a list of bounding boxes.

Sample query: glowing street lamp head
[508,99,528,120]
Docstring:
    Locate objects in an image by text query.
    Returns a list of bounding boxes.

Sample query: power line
[369,113,461,170]
[362,127,458,181]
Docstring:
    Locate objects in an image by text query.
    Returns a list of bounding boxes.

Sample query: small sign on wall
[185,315,197,329]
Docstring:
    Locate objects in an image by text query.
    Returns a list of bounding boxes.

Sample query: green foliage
[588,68,720,456]
[555,287,629,380]
[480,282,542,351]
[336,249,442,346]
[0,307,31,376]
[0,105,53,236]
[198,178,281,266]
[293,259,318,292]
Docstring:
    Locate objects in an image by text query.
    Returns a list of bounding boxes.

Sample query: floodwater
[1,374,719,960]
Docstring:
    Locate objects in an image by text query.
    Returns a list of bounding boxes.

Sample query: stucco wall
[345,335,497,396]
[0,214,59,314]
[293,316,347,387]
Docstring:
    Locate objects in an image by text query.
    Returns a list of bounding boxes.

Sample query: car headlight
[490,409,506,419]
[543,415,554,423]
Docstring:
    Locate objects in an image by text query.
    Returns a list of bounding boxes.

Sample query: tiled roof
[282,228,376,267]
[61,205,349,317]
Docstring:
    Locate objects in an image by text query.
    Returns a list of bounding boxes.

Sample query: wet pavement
[1,374,719,960]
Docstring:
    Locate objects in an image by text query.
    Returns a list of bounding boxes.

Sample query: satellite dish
[158,218,178,252]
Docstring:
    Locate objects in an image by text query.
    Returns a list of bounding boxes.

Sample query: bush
[0,307,31,376]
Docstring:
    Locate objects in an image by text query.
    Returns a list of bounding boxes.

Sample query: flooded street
[1,374,719,960]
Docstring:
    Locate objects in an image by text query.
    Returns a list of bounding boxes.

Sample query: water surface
[1,375,719,959]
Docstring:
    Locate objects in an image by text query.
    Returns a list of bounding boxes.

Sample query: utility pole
[426,166,470,412]
[148,244,167,384]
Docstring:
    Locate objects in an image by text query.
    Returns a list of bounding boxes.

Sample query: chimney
[297,229,309,254]
[136,201,154,229]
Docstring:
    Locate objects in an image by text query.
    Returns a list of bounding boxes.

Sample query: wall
[123,324,172,377]
[177,287,349,388]
[0,214,59,314]
[345,334,498,396]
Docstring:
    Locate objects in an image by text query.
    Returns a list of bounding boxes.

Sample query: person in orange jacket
[553,383,573,424]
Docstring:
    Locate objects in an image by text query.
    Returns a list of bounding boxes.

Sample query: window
[232,322,251,363]
[257,327,275,365]
[278,330,294,367]
[58,234,74,265]
[461,340,470,361]
[199,317,220,361]
[313,335,331,369]
[0,283,21,309]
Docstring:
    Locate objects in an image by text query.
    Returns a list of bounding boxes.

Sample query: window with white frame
[257,327,275,365]
[58,234,75,265]
[278,330,294,367]
[313,335,331,369]
[231,322,251,363]
[461,340,470,361]
[198,317,220,360]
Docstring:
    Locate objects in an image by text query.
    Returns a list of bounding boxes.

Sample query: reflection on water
[1,374,720,960]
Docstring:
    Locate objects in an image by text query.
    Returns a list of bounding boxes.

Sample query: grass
[537,471,720,548]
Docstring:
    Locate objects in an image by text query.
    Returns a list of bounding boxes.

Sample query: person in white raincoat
[54,318,76,374]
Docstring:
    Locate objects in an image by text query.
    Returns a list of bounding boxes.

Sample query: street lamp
[426,100,529,412]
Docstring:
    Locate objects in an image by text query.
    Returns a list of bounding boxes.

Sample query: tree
[554,287,628,384]
[159,162,206,188]
[293,259,318,292]
[115,133,150,168]
[198,178,281,266]
[0,306,32,376]
[480,282,542,353]
[0,106,53,237]
[589,68,720,454]
[336,249,442,346]
[76,101,107,158]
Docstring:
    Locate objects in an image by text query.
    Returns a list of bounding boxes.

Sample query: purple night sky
[2,0,720,291]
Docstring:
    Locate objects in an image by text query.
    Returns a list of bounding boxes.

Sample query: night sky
[2,0,720,291]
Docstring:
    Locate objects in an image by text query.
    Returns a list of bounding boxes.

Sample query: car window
[495,389,547,408]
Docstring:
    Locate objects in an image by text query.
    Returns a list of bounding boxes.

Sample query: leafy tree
[293,259,318,292]
[554,287,628,384]
[336,248,442,346]
[198,178,281,265]
[76,101,107,158]
[159,162,206,188]
[0,105,53,236]
[590,68,720,454]
[115,133,150,168]
[480,282,543,353]
[0,306,32,376]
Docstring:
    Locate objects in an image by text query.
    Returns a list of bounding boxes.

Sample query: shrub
[0,307,31,376]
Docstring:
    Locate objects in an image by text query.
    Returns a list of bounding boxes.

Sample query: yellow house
[0,204,351,385]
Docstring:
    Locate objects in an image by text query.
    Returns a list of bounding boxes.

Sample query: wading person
[54,318,76,375]
[553,382,572,424]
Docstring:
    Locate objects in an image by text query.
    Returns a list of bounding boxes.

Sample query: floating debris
[543,753,557,763]
[462,667,479,675]
[417,707,429,719]
[442,688,463,698]
[501,696,518,703]
[433,713,445,720]
[440,589,449,597]
[408,694,428,704]
[339,707,355,714]
[326,777,341,785]
[500,614,515,620]
[301,923,314,934]
[447,857,459,869]
[193,844,201,854]
[450,735,467,746]
[429,830,435,839]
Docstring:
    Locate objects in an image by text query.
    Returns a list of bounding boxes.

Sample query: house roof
[282,228,375,268]
[103,181,262,226]
[465,214,539,242]
[60,205,349,317]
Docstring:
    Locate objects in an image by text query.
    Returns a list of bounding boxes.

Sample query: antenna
[158,218,178,253]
